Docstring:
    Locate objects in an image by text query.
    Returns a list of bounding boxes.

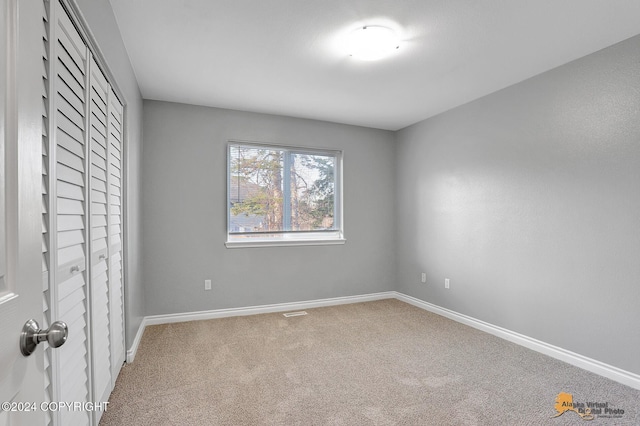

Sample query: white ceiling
[109,0,640,131]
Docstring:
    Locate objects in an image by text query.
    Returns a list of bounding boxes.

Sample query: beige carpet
[100,299,639,425]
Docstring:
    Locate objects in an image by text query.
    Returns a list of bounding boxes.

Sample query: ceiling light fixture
[346,25,400,61]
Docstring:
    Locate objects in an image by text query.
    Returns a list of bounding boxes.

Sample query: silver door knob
[20,319,68,357]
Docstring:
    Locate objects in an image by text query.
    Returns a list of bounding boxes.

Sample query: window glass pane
[229,146,284,233]
[289,153,335,231]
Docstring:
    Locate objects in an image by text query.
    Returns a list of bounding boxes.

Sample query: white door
[1,0,52,425]
[107,89,126,383]
[48,2,92,422]
[89,54,113,420]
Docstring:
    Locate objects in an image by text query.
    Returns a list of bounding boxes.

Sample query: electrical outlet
[204,279,212,290]
[445,278,450,289]
[421,272,426,283]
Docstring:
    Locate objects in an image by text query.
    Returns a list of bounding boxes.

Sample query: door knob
[20,319,68,356]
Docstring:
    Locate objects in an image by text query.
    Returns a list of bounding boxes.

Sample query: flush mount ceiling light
[346,25,400,61]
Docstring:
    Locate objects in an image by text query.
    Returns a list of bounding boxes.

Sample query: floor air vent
[283,311,308,317]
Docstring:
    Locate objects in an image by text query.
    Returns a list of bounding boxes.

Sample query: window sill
[225,238,346,249]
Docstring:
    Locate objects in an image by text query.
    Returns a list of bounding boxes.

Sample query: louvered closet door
[51,2,91,425]
[108,90,126,380]
[43,2,127,425]
[89,54,112,416]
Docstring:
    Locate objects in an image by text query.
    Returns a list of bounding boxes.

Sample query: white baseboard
[393,291,640,391]
[126,318,147,363]
[144,291,395,326]
[124,290,640,390]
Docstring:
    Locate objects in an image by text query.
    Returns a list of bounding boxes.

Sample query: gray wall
[396,34,640,375]
[142,101,396,315]
[75,0,144,350]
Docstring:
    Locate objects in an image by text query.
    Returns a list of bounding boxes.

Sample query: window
[226,142,344,247]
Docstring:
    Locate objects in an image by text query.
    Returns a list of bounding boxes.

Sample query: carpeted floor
[99,299,639,425]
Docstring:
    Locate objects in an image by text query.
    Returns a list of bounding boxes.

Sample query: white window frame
[225,141,345,248]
